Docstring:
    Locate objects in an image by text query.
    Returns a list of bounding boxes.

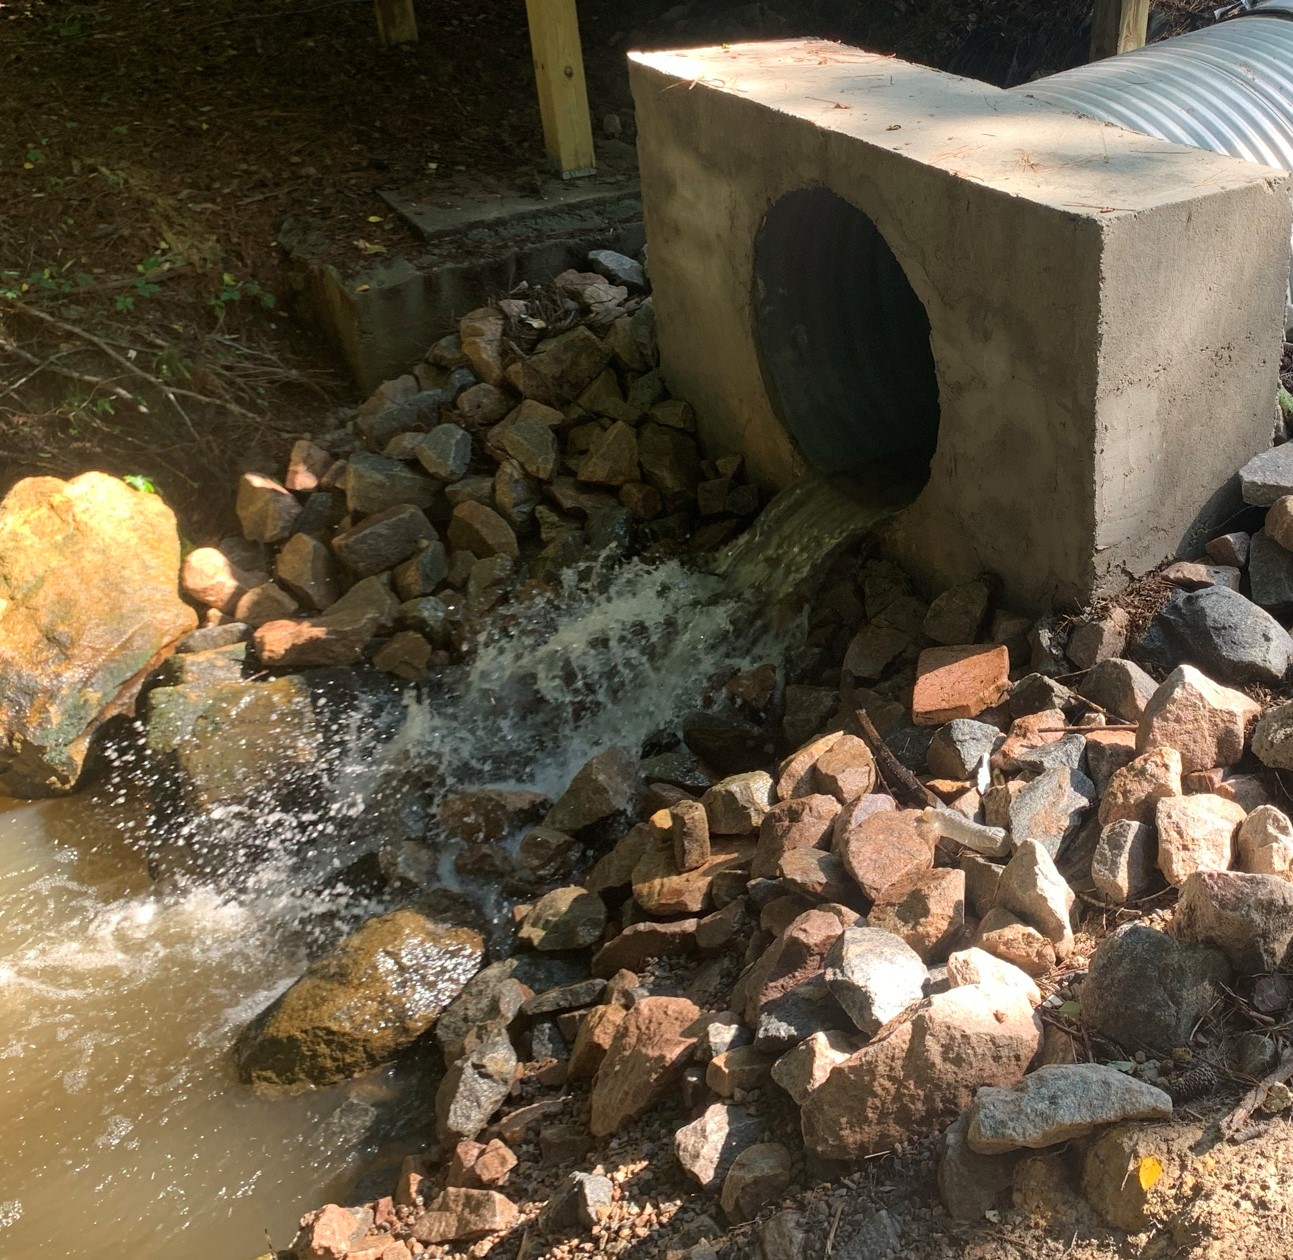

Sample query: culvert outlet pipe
[1020,0,1293,323]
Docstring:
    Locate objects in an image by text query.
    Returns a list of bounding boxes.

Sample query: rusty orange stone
[912,644,1010,727]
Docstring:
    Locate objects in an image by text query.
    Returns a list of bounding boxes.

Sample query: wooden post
[1090,0,1149,61]
[525,0,596,179]
[375,0,417,47]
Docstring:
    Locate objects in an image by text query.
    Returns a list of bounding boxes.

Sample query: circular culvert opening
[754,187,941,480]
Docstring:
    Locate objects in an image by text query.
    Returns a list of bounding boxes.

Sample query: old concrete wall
[630,41,1292,610]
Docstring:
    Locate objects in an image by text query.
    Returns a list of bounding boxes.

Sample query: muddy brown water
[0,473,915,1257]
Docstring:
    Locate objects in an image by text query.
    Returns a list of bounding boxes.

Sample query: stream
[0,474,910,1259]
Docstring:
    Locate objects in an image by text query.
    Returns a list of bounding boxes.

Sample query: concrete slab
[630,40,1293,609]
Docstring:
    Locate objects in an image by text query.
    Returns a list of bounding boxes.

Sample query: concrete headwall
[630,41,1292,610]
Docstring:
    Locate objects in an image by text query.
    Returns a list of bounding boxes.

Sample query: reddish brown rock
[591,918,699,976]
[834,808,934,901]
[974,907,1057,978]
[567,1003,628,1081]
[912,645,1010,726]
[237,472,301,543]
[253,607,379,670]
[589,996,700,1136]
[1137,664,1260,773]
[775,732,845,801]
[1099,747,1183,827]
[800,984,1041,1159]
[812,733,877,803]
[740,908,848,1027]
[868,867,966,962]
[413,1188,518,1243]
[631,839,753,916]
[293,1204,374,1259]
[751,794,840,879]
[671,798,711,871]
[181,545,264,613]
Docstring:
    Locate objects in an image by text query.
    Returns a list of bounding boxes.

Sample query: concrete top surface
[630,40,1287,216]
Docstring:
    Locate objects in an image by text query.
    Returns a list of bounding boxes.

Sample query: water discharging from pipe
[0,473,911,1259]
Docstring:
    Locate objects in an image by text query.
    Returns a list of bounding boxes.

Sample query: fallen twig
[845,698,940,810]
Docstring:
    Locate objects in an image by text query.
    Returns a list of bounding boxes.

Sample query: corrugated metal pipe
[1019,0,1293,324]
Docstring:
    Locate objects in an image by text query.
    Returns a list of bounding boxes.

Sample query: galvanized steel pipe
[1021,0,1293,322]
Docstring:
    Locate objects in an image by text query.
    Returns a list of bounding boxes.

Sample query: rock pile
[176,251,763,687]
[270,507,1293,1258]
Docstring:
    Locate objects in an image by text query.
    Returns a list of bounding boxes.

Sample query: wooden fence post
[1090,0,1149,61]
[525,0,596,178]
[375,0,418,47]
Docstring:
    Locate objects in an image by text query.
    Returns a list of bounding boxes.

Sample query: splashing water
[0,475,907,1259]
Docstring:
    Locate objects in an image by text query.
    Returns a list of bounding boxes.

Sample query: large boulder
[800,983,1041,1159]
[235,906,485,1088]
[0,473,197,794]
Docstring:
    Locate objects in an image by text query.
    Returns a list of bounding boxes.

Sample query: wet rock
[436,1033,518,1143]
[868,867,966,962]
[447,501,518,560]
[1237,804,1293,876]
[1252,700,1293,770]
[938,1111,1021,1222]
[966,1063,1172,1153]
[973,908,1056,978]
[927,719,1005,781]
[1078,658,1157,723]
[545,745,638,839]
[0,472,198,795]
[1008,767,1096,859]
[1155,793,1245,886]
[1099,747,1182,827]
[438,788,548,844]
[1174,870,1293,973]
[703,771,776,835]
[946,947,1041,1005]
[638,422,701,504]
[254,606,379,670]
[683,709,772,777]
[275,533,340,610]
[145,674,320,810]
[835,807,933,900]
[800,983,1041,1160]
[589,995,700,1136]
[720,1142,793,1223]
[341,452,437,515]
[1138,664,1260,773]
[769,1029,859,1105]
[235,907,485,1088]
[912,644,1010,725]
[1092,819,1157,903]
[237,472,302,543]
[824,924,928,1035]
[292,1204,374,1259]
[1080,922,1231,1051]
[1157,586,1293,686]
[517,886,607,951]
[331,504,435,577]
[578,421,639,486]
[392,540,449,600]
[413,1187,518,1243]
[538,1171,613,1234]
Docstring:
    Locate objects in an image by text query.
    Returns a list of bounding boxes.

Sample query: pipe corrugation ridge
[1020,6,1293,172]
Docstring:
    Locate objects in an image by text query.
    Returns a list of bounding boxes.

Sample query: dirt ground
[0,0,1221,538]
